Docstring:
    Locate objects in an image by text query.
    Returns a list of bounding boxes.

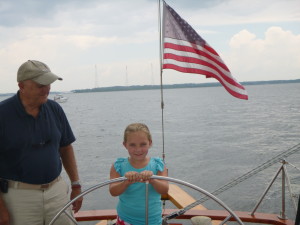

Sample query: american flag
[162,1,248,100]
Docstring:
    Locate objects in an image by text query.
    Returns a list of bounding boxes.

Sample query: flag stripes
[163,38,246,90]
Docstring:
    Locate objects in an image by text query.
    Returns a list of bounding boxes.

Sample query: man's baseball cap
[17,60,62,85]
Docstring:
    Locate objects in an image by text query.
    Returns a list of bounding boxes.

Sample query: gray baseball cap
[17,60,62,85]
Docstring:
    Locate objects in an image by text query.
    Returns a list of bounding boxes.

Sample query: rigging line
[158,0,165,162]
[209,143,300,196]
[165,143,300,216]
[158,0,168,214]
[286,162,300,172]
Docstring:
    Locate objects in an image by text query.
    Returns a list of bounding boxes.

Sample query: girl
[109,123,169,225]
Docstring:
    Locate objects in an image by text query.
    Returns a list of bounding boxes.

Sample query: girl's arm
[109,164,132,196]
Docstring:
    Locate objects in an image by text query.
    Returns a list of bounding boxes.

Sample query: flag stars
[166,5,205,45]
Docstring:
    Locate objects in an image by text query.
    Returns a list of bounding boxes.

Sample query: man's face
[19,80,51,105]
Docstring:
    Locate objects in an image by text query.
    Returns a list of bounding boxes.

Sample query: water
[1,83,300,223]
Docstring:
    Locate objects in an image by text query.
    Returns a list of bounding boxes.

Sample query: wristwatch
[71,180,82,189]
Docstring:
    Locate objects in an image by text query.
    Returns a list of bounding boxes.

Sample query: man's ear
[18,82,24,92]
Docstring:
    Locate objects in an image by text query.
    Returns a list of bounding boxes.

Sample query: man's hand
[0,198,10,225]
[70,188,83,213]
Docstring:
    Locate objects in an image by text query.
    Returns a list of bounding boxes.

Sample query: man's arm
[0,196,10,225]
[60,144,83,213]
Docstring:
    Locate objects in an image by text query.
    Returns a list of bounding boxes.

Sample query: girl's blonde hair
[123,123,152,143]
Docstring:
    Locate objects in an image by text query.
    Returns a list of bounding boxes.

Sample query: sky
[0,0,299,94]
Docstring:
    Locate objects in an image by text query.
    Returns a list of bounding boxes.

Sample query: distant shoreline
[72,79,300,93]
[1,79,299,96]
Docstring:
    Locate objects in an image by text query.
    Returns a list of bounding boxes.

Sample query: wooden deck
[162,184,222,225]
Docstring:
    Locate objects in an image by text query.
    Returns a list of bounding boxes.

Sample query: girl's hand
[139,170,153,182]
[125,171,140,183]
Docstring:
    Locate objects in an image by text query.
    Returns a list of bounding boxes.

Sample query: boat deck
[75,184,294,225]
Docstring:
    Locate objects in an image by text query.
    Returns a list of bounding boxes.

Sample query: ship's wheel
[49,176,244,225]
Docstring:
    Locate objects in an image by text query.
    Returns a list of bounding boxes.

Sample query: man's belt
[8,176,61,190]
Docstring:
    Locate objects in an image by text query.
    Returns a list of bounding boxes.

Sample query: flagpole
[158,0,165,162]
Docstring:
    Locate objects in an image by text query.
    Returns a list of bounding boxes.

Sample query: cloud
[228,26,300,81]
[180,0,300,26]
[0,0,299,93]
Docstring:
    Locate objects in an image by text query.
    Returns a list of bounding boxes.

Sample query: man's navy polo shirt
[0,92,75,184]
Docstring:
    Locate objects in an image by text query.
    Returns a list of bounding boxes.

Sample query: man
[0,60,83,225]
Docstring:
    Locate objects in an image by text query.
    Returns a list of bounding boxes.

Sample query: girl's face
[123,131,152,161]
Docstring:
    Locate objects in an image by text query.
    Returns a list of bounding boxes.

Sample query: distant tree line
[1,79,299,96]
[72,79,300,93]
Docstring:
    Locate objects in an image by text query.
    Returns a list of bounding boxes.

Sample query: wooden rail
[74,184,294,225]
[75,209,294,225]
